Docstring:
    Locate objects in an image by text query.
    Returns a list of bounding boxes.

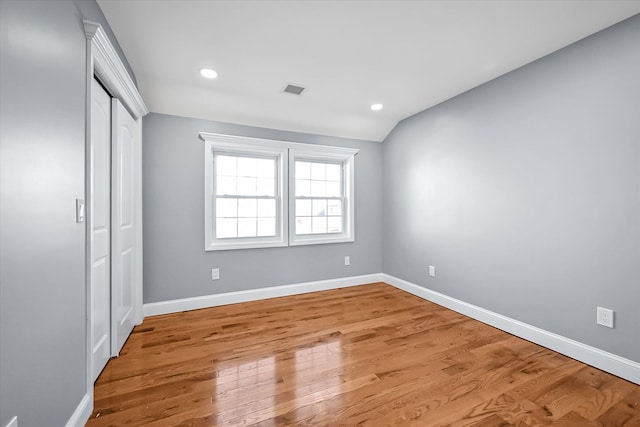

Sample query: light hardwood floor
[86,282,640,426]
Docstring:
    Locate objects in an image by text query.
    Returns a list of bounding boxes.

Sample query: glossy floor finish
[87,283,640,426]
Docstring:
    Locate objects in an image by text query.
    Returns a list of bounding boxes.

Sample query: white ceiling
[97,0,640,142]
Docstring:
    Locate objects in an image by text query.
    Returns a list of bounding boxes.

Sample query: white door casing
[90,79,111,381]
[85,21,147,424]
[111,98,137,356]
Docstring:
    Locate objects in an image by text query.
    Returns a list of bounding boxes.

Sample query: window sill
[205,240,288,251]
[289,235,355,246]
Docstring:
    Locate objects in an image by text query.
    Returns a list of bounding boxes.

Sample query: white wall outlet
[344,256,350,266]
[211,268,220,281]
[429,265,436,277]
[6,416,18,427]
[597,307,614,328]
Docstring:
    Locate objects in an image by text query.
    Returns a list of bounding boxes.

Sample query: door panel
[90,79,111,381]
[111,99,137,356]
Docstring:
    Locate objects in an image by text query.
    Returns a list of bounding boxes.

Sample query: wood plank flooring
[86,282,640,426]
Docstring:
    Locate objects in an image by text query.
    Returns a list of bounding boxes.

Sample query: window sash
[214,152,278,197]
[213,152,280,240]
[214,195,279,239]
[294,196,345,236]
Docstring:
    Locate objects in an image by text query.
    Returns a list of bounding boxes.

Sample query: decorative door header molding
[84,20,148,120]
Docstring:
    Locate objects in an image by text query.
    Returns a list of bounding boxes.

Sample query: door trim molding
[80,21,147,427]
[84,21,148,120]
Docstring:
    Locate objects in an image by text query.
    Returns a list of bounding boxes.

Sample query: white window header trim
[199,132,359,157]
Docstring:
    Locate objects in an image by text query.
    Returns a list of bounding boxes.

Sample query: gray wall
[383,15,640,363]
[76,0,137,85]
[142,113,383,303]
[0,1,133,426]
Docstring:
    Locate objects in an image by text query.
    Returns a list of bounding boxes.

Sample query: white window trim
[200,132,358,251]
[288,147,356,246]
[203,134,288,251]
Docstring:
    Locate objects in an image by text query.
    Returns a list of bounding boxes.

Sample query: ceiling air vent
[282,83,305,95]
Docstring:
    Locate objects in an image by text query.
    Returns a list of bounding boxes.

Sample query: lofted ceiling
[97,0,640,142]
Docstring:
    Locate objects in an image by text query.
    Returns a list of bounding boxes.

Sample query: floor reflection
[289,338,344,421]
[214,356,276,424]
[212,338,346,424]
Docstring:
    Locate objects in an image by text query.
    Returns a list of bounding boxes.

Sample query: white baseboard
[65,393,92,427]
[143,273,384,317]
[383,273,640,385]
[142,272,639,384]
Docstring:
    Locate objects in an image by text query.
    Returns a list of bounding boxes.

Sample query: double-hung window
[289,149,355,246]
[204,135,287,251]
[201,132,357,251]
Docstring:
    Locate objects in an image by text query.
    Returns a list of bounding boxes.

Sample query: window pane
[296,199,311,216]
[257,199,275,217]
[312,199,327,217]
[296,161,311,179]
[256,177,275,197]
[310,180,326,197]
[217,176,237,196]
[237,177,256,196]
[257,218,276,236]
[237,157,256,177]
[327,216,342,233]
[312,216,327,234]
[255,158,275,178]
[216,198,238,217]
[238,218,257,237]
[238,198,257,217]
[311,162,326,180]
[216,155,237,176]
[296,217,311,235]
[327,199,342,216]
[216,218,237,238]
[326,181,341,197]
[296,179,311,197]
[326,163,341,181]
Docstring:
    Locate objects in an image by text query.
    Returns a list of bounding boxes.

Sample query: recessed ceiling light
[370,103,384,111]
[200,68,218,79]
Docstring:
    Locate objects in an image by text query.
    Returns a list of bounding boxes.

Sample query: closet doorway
[89,77,137,382]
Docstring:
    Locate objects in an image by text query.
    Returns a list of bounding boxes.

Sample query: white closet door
[111,99,137,356]
[90,79,112,380]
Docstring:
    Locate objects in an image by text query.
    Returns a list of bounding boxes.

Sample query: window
[289,148,355,246]
[214,154,277,239]
[201,132,357,251]
[203,135,287,251]
[294,161,343,234]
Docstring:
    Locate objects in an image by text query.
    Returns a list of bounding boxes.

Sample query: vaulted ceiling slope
[97,1,640,142]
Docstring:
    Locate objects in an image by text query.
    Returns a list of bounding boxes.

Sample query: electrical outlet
[429,265,435,277]
[344,256,350,266]
[597,307,614,328]
[6,416,18,427]
[211,268,220,281]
